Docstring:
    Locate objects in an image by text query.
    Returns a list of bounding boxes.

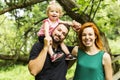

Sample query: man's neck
[52,42,60,49]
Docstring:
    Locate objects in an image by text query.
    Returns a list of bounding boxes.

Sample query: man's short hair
[57,23,70,31]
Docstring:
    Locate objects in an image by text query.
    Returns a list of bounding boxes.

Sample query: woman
[72,22,113,80]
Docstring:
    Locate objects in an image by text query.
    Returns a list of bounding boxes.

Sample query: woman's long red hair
[78,22,104,50]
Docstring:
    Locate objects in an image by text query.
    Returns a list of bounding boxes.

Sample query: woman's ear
[95,35,97,39]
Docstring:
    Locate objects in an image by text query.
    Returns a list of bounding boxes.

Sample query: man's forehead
[57,24,67,29]
[57,24,68,32]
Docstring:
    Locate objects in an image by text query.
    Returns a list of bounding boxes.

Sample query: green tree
[0,0,120,78]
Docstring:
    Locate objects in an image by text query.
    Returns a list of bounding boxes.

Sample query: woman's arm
[103,52,113,80]
[71,46,79,57]
[67,46,78,69]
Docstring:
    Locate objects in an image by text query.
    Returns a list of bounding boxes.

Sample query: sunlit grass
[0,61,76,80]
[0,63,34,80]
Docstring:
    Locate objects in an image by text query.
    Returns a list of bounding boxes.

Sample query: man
[28,22,80,80]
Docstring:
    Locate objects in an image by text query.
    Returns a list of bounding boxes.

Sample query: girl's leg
[61,42,76,60]
[48,45,63,62]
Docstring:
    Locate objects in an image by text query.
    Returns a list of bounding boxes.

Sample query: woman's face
[82,27,96,48]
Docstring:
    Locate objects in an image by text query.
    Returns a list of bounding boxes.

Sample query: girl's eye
[89,33,93,36]
[56,11,59,13]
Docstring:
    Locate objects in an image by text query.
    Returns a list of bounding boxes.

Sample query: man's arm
[28,37,50,76]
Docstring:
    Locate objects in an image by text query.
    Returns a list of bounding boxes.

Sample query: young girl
[37,0,75,62]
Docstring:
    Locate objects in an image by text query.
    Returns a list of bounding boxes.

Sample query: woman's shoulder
[103,52,112,64]
[103,52,111,59]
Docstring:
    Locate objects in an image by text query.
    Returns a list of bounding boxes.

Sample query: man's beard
[51,36,62,44]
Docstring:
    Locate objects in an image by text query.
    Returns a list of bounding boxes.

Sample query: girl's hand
[72,20,81,32]
[46,36,52,45]
[44,37,51,48]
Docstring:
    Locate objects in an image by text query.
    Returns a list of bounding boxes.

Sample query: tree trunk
[0,54,28,63]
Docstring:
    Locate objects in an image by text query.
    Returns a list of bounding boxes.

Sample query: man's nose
[57,32,62,37]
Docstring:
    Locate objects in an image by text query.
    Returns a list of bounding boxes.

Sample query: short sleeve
[29,42,44,61]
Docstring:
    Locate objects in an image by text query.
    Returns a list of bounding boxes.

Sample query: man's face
[52,24,68,43]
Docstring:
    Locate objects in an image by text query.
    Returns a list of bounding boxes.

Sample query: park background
[0,0,120,80]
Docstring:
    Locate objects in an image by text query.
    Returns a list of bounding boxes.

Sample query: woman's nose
[85,35,89,39]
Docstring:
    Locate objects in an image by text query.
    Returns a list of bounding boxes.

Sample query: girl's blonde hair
[46,1,64,17]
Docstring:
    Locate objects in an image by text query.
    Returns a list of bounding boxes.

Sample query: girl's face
[82,27,96,48]
[48,7,60,22]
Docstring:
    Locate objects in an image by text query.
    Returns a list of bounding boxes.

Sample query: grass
[0,61,34,80]
[0,61,76,80]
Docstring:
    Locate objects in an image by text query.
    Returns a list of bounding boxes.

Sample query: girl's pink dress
[37,18,60,36]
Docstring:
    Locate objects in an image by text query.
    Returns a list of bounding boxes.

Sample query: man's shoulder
[32,41,44,49]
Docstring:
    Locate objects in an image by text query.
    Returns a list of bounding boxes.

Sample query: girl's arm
[103,52,113,80]
[60,20,81,32]
[59,20,73,26]
[61,42,70,54]
[44,21,51,38]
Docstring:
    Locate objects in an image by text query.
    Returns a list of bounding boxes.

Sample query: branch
[0,54,28,63]
[0,17,7,26]
[0,0,45,15]
[113,70,120,80]
[92,0,102,20]
[89,0,95,19]
[56,0,90,24]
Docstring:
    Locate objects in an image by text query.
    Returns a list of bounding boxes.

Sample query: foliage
[0,0,120,79]
[73,0,120,40]
[0,0,120,56]
[0,15,16,55]
[108,37,120,54]
[95,0,120,39]
[0,1,48,56]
